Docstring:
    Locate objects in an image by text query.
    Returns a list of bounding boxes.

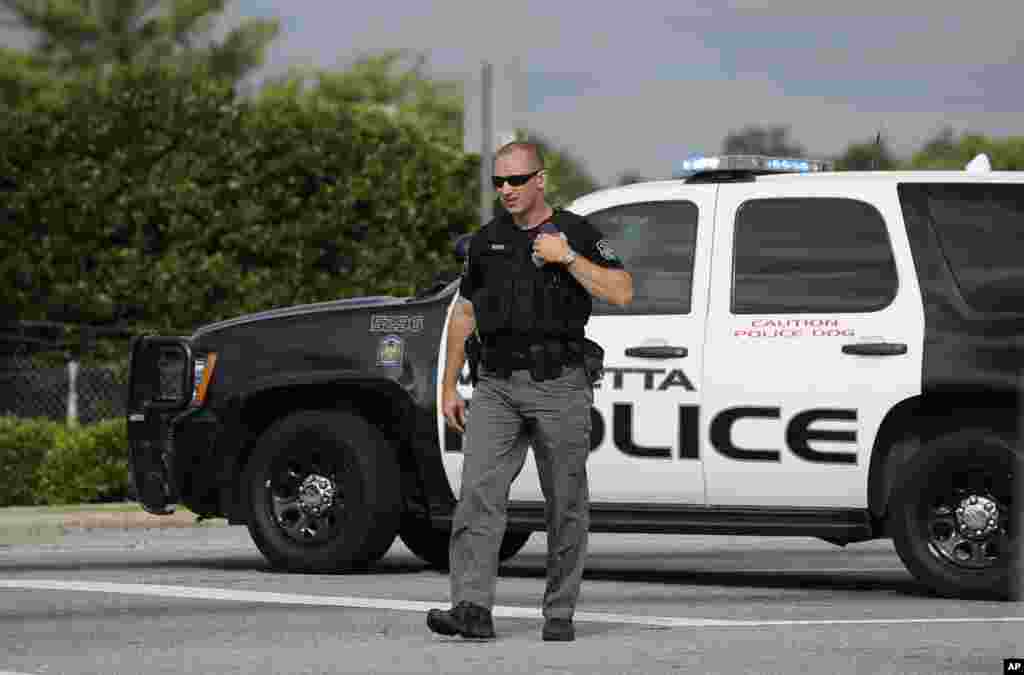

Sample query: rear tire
[244,410,401,572]
[889,428,1020,600]
[400,523,533,570]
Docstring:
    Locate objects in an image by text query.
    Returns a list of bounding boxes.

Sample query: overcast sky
[7,1,1024,184]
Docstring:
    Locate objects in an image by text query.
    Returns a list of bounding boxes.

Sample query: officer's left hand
[533,233,570,264]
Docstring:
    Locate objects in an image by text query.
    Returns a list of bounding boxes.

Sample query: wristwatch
[562,248,578,266]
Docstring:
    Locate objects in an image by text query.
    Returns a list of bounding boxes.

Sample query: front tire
[245,410,401,572]
[889,428,1020,600]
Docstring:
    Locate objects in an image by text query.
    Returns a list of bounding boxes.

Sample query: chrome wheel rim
[922,463,1013,571]
[264,449,344,545]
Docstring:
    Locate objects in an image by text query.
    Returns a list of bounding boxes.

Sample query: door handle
[841,342,908,356]
[625,345,688,359]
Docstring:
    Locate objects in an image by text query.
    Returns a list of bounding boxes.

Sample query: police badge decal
[376,335,404,366]
[595,239,620,263]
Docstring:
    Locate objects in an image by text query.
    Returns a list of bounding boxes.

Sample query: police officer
[427,141,633,642]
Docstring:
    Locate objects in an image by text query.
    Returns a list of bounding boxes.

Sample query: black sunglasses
[491,169,542,189]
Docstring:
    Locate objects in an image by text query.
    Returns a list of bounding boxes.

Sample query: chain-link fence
[0,321,134,425]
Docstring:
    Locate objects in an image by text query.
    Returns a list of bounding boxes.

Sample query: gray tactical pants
[450,364,593,620]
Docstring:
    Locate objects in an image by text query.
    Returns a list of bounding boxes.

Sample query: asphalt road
[0,524,1021,675]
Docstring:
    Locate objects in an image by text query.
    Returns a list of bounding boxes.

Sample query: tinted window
[586,201,698,315]
[908,183,1024,313]
[732,198,898,314]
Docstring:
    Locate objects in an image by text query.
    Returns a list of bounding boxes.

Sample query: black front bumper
[127,411,178,514]
[128,407,222,515]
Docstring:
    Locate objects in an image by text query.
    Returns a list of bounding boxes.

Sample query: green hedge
[0,416,61,506]
[1,63,479,333]
[0,415,129,507]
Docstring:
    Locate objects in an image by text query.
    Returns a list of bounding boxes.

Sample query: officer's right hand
[442,387,467,433]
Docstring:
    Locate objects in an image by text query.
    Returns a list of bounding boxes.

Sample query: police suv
[127,155,1023,600]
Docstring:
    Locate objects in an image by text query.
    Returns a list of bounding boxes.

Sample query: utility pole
[66,357,79,427]
[479,61,494,226]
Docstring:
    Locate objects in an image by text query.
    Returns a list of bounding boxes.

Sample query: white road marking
[591,567,909,574]
[1,579,1022,628]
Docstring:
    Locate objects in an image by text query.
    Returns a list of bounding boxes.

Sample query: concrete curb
[0,504,229,537]
[60,510,228,530]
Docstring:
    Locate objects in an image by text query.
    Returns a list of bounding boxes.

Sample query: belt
[484,350,532,371]
[480,335,583,352]
[479,337,584,375]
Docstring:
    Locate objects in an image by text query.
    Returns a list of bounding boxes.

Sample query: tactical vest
[469,213,593,346]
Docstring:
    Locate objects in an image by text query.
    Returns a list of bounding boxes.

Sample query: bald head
[494,141,545,172]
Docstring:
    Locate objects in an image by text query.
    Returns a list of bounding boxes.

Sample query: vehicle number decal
[370,314,424,333]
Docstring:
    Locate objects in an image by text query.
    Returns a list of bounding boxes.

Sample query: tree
[260,59,602,220]
[0,46,64,107]
[722,125,805,157]
[834,133,898,171]
[0,63,244,327]
[0,0,278,106]
[1,63,479,333]
[907,128,1024,171]
[913,126,959,166]
[258,50,464,148]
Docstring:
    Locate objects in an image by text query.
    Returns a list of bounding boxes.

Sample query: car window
[732,198,898,314]
[586,201,698,315]
[900,183,1024,314]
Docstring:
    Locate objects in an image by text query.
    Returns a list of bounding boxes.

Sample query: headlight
[191,353,218,406]
[156,347,188,403]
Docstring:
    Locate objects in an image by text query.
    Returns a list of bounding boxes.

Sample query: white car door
[701,180,924,508]
[439,183,716,505]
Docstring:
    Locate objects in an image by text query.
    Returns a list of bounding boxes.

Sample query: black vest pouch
[528,342,565,382]
[534,267,563,335]
[581,338,605,385]
[471,286,509,336]
[471,245,517,336]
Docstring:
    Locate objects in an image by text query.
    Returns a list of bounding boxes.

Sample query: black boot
[426,601,496,639]
[542,618,575,642]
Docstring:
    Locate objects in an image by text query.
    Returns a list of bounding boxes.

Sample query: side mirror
[454,233,473,262]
